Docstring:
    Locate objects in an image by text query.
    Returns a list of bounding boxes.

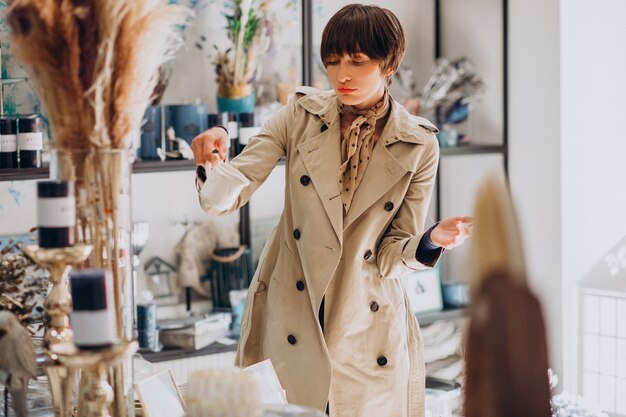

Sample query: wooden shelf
[440,143,506,156]
[140,307,469,363]
[141,339,238,363]
[0,167,49,181]
[416,306,467,326]
[132,159,196,174]
[0,156,288,182]
[1,77,27,85]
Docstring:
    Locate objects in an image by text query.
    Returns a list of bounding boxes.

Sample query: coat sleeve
[198,98,294,216]
[376,135,443,279]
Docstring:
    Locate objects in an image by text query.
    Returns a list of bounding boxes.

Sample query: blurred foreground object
[464,173,551,417]
[0,311,36,417]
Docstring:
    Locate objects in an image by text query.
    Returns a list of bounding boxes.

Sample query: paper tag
[243,359,288,405]
[18,132,43,151]
[0,134,17,152]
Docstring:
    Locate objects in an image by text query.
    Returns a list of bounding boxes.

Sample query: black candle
[208,112,228,129]
[18,116,43,168]
[70,269,118,349]
[37,180,75,248]
[0,117,18,169]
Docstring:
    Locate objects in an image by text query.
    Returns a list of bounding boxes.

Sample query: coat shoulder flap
[397,109,440,145]
[294,87,336,116]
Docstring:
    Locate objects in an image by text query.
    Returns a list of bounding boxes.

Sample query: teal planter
[217,92,256,113]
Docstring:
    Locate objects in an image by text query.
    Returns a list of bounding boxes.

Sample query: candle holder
[22,243,93,417]
[50,341,138,417]
[22,244,93,348]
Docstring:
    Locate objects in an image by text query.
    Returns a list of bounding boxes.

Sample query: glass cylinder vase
[49,148,134,417]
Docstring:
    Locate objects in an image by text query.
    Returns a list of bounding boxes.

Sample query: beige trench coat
[198,87,442,417]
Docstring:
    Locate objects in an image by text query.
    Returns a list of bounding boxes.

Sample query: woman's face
[325,52,391,110]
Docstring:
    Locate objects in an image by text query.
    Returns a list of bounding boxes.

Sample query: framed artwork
[135,370,186,417]
[144,257,179,305]
[404,266,444,315]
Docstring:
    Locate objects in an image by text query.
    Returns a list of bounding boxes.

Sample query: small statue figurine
[0,311,37,417]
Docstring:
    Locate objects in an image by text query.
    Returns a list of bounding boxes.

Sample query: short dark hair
[320,4,406,85]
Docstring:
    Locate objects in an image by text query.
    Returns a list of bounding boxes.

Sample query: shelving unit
[433,0,509,221]
[1,1,507,323]
[0,158,288,182]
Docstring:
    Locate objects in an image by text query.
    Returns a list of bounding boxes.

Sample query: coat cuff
[197,162,250,212]
[401,232,444,270]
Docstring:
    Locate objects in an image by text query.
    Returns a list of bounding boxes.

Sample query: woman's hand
[190,127,229,168]
[431,216,473,250]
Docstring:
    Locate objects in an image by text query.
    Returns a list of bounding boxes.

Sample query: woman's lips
[338,87,355,93]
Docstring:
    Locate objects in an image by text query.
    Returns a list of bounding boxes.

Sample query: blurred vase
[217,93,256,114]
[139,106,162,160]
[49,148,135,417]
[217,84,256,113]
[165,104,208,145]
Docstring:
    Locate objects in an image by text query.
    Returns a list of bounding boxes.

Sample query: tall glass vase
[50,148,134,417]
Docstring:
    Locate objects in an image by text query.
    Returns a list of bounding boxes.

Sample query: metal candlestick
[22,244,93,417]
[50,341,138,417]
[22,244,93,348]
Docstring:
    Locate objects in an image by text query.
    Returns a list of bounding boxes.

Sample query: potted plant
[214,0,270,113]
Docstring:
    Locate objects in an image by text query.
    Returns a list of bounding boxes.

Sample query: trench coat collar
[296,88,439,237]
[296,88,438,146]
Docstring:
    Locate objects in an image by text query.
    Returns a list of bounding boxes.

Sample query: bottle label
[239,126,260,145]
[18,132,43,151]
[0,134,17,152]
[37,197,76,227]
[227,121,239,139]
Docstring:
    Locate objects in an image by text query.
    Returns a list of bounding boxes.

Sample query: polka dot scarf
[337,90,390,214]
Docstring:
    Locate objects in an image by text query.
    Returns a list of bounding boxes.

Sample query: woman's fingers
[191,132,210,165]
[191,129,228,168]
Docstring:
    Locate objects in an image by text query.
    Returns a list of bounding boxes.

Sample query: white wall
[0,165,286,294]
[560,0,626,395]
[508,0,563,384]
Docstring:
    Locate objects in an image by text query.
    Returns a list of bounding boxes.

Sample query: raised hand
[190,127,229,168]
[430,215,473,250]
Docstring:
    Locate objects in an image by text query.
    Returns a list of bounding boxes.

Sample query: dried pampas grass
[7,0,191,150]
[6,4,191,415]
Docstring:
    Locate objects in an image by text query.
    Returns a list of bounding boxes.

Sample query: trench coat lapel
[297,121,343,242]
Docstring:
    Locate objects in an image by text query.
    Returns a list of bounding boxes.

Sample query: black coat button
[384,202,394,212]
[293,229,301,240]
[320,124,328,132]
[377,356,388,367]
[370,301,379,312]
[288,335,297,345]
[300,175,311,186]
[296,281,305,291]
[364,250,372,260]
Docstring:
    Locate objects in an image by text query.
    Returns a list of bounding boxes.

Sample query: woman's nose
[337,62,351,83]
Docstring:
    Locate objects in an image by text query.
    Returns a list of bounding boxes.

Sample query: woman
[191,4,472,416]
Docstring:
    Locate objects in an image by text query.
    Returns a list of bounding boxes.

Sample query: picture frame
[144,257,180,305]
[404,266,444,315]
[135,370,186,417]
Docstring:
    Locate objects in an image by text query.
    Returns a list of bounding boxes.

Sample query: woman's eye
[352,61,365,66]
[326,61,339,66]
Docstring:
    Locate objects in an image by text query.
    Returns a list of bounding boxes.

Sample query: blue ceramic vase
[217,92,256,114]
